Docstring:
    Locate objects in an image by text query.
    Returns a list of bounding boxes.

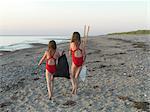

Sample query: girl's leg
[50,75,54,98]
[71,63,76,94]
[74,66,82,95]
[46,70,52,99]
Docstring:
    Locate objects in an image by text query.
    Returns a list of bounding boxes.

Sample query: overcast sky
[0,0,149,35]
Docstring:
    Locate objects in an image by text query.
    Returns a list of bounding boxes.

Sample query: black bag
[54,54,70,79]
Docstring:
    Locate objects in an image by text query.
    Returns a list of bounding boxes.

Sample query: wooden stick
[84,25,90,46]
[83,25,90,63]
[87,26,90,36]
[83,25,86,46]
[84,25,86,38]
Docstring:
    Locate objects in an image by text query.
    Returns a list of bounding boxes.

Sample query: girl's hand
[38,51,46,66]
[61,50,65,56]
[82,56,86,65]
[59,49,65,56]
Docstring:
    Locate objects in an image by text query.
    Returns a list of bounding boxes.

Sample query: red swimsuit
[46,55,56,74]
[71,48,84,67]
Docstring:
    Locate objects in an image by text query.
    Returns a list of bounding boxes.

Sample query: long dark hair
[48,40,57,56]
[71,32,81,46]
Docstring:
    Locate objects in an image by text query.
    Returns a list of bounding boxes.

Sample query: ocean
[0,36,70,51]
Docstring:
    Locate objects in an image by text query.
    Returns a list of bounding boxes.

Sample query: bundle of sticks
[83,25,90,61]
[83,25,90,47]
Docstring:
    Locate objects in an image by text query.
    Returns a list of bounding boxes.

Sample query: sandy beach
[0,34,150,112]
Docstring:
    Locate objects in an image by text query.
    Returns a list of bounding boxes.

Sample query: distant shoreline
[0,31,149,54]
[107,30,150,35]
[0,36,70,52]
[0,42,70,56]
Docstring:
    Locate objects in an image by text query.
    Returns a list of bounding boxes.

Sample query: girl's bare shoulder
[45,50,50,57]
[45,50,48,54]
[70,42,75,45]
[70,42,76,48]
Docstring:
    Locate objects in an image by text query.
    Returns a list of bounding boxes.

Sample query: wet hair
[48,40,57,54]
[71,32,81,45]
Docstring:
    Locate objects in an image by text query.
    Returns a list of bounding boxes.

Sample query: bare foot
[49,94,52,100]
[74,89,77,95]
[71,88,75,95]
[49,97,52,100]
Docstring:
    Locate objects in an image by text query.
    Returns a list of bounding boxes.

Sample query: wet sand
[0,34,150,112]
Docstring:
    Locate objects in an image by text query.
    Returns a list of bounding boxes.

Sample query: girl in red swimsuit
[38,40,60,100]
[69,32,86,95]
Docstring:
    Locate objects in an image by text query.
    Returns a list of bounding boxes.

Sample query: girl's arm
[81,43,86,62]
[56,50,60,58]
[38,51,46,66]
[58,49,65,57]
[69,43,72,56]
[81,38,86,51]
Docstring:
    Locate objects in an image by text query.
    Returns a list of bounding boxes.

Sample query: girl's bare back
[70,42,85,58]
